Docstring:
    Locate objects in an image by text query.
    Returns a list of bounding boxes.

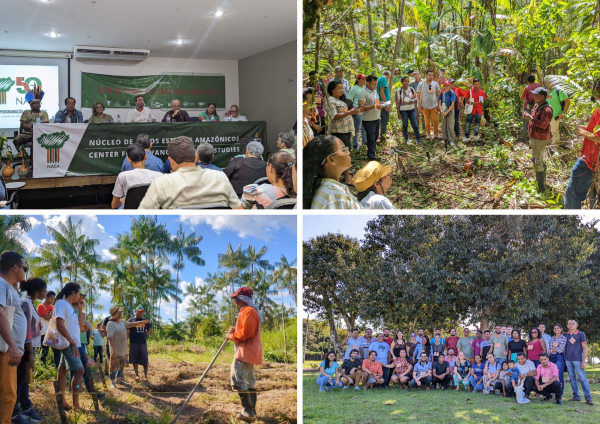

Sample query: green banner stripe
[81,72,226,109]
[65,121,266,175]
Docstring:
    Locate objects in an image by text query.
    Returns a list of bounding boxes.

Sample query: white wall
[239,41,296,153]
[71,56,239,120]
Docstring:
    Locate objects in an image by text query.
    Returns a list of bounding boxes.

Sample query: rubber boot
[237,393,255,421]
[248,388,257,416]
[536,171,546,192]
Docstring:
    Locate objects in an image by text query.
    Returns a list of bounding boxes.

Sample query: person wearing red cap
[227,287,263,421]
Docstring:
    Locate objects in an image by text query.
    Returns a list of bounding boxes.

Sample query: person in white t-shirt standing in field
[54,282,86,412]
[111,144,163,208]
[126,95,156,123]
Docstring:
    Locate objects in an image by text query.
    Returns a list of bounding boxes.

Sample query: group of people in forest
[316,323,594,406]
[303,65,600,210]
[0,250,264,423]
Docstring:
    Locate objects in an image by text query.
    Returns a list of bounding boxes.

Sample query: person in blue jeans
[395,76,421,145]
[564,320,593,405]
[317,351,343,392]
[376,71,392,141]
[469,354,485,392]
[348,74,367,150]
[358,75,385,161]
[549,324,567,397]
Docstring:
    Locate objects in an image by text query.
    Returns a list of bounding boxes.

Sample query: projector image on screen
[0,65,59,130]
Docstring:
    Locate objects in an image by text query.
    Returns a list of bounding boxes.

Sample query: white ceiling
[0,0,297,60]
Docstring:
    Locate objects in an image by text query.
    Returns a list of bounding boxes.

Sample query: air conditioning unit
[74,46,150,62]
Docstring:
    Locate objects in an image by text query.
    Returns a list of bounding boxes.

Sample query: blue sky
[20,214,297,321]
[303,215,378,241]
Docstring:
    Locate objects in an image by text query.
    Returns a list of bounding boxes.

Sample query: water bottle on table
[147,114,152,123]
[66,115,71,123]
[116,115,121,123]
[166,114,171,123]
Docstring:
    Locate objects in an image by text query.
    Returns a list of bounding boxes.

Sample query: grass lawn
[302,372,600,424]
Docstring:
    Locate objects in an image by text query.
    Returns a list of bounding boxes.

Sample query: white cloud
[28,217,41,229]
[179,215,296,241]
[19,234,37,253]
[102,249,116,260]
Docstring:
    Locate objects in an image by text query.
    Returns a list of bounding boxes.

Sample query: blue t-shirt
[472,362,485,378]
[121,151,164,173]
[564,330,587,362]
[344,336,363,359]
[413,360,432,377]
[319,360,340,377]
[376,76,390,102]
[438,90,457,109]
[505,367,520,382]
[485,361,501,378]
[92,329,104,347]
[369,341,391,364]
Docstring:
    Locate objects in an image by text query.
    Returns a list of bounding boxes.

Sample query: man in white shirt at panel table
[111,143,162,208]
[126,95,156,123]
[223,105,248,122]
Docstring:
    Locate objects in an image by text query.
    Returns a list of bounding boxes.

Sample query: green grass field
[302,372,600,424]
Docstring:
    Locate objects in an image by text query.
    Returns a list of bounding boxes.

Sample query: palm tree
[0,215,32,254]
[244,245,273,288]
[275,255,297,304]
[30,242,67,288]
[170,224,205,323]
[218,242,249,295]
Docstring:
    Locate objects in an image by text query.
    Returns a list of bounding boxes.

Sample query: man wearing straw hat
[227,287,263,422]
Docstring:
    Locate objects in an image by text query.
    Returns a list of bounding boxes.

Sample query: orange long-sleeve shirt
[229,306,263,365]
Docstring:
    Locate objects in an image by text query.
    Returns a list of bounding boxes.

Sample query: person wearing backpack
[520,74,542,143]
[395,76,421,145]
[523,87,553,192]
[544,76,571,146]
[463,78,486,142]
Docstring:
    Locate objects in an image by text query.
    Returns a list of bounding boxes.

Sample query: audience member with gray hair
[277,133,296,158]
[121,133,164,173]
[196,143,223,172]
[224,141,268,197]
[139,136,242,209]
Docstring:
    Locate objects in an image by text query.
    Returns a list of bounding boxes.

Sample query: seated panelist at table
[198,102,220,122]
[14,98,49,149]
[126,95,156,123]
[88,102,114,124]
[223,105,247,122]
[54,97,84,123]
[161,99,190,122]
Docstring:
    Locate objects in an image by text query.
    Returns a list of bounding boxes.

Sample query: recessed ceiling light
[264,15,269,18]
[91,1,96,3]
[175,8,179,11]
[87,36,91,38]
[215,10,223,17]
[176,40,184,44]
[49,32,58,38]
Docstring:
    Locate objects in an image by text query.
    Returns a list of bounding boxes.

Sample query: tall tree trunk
[366,0,377,73]
[280,288,288,363]
[175,264,180,323]
[304,314,310,362]
[349,14,362,68]
[390,0,406,80]
[314,15,321,73]
[383,0,388,33]
[326,311,343,357]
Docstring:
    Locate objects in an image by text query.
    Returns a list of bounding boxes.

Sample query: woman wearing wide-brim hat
[106,305,128,389]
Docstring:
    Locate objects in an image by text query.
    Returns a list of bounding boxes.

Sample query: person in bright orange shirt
[227,287,263,422]
[361,350,385,389]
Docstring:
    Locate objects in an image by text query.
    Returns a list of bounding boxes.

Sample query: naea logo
[37,131,70,164]
[0,77,15,104]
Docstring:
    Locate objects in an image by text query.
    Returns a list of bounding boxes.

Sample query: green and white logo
[0,77,15,104]
[37,131,70,163]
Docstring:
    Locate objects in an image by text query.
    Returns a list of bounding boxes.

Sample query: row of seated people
[111,135,297,209]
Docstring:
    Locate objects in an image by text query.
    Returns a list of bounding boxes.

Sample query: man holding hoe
[227,287,263,422]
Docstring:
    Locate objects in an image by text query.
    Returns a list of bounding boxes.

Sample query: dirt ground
[30,357,297,424]
[347,116,583,209]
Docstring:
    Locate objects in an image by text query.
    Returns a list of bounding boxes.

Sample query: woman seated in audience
[241,151,296,209]
[317,351,343,392]
[88,102,114,124]
[303,135,362,209]
[527,327,547,368]
[223,141,267,197]
[354,161,395,209]
[469,354,485,393]
[199,102,220,122]
[453,351,471,391]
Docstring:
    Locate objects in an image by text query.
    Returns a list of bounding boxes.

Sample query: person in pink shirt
[534,353,562,404]
[472,330,484,358]
[520,74,542,142]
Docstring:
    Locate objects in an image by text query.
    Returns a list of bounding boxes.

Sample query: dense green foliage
[303,215,600,355]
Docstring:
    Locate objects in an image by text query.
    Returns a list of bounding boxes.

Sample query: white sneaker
[354,386,361,390]
[342,386,348,390]
[450,141,455,146]
[463,137,469,142]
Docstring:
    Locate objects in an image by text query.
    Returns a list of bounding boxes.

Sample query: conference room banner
[32,121,266,178]
[81,72,226,109]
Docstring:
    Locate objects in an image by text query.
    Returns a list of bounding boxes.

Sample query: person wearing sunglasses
[0,252,29,423]
[527,327,547,368]
[303,135,363,209]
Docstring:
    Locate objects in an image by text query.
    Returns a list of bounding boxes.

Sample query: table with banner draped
[31,121,266,179]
